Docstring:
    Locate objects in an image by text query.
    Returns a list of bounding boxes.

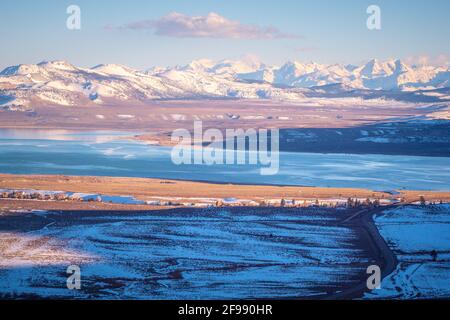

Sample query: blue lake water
[0,129,449,191]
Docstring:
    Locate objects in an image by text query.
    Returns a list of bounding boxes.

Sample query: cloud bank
[404,54,449,67]
[121,12,299,40]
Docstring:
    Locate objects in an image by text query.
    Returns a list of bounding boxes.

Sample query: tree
[419,196,426,206]
[347,198,354,208]
[431,250,438,262]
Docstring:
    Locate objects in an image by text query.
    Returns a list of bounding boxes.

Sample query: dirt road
[324,205,398,299]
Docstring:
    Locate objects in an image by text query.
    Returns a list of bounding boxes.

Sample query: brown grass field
[1,174,449,212]
[0,99,427,133]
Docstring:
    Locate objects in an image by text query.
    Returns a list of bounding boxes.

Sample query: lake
[0,129,449,191]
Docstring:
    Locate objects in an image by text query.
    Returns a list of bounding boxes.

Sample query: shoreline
[0,174,450,208]
[2,123,450,158]
[1,174,449,211]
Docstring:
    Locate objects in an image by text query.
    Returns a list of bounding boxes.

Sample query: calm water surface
[0,129,449,191]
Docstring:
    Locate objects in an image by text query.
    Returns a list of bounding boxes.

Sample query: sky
[0,0,449,70]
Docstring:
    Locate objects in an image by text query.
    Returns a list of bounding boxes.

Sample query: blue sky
[1,0,449,69]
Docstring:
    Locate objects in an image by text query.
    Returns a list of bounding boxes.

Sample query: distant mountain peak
[1,58,449,109]
[91,64,138,76]
[0,64,41,76]
[38,60,76,69]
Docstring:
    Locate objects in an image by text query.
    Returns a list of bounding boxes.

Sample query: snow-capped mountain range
[1,58,449,109]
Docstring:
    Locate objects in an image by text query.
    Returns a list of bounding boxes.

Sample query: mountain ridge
[1,58,450,109]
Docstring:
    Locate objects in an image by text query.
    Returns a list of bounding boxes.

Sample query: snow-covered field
[0,207,371,299]
[365,204,450,299]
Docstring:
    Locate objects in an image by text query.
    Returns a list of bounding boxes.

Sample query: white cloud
[404,54,449,67]
[121,12,299,40]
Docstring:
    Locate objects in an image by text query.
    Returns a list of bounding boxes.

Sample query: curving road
[324,205,399,300]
